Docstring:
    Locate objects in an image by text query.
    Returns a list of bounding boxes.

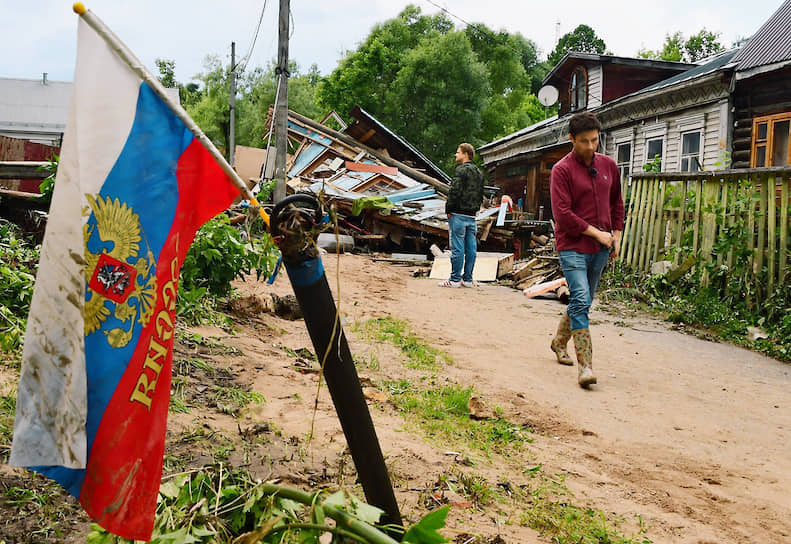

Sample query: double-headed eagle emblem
[83,195,158,348]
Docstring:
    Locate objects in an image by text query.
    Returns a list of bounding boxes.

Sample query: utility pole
[229,41,236,166]
[273,0,289,203]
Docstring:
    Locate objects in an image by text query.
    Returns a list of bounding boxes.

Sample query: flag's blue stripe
[37,83,192,496]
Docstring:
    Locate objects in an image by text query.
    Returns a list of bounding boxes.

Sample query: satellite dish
[538,85,559,107]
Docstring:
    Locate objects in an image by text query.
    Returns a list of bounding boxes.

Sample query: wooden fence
[620,167,791,303]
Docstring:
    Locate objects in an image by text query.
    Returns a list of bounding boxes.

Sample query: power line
[238,0,269,73]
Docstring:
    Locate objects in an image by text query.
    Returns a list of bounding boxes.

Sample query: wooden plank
[620,178,638,263]
[345,161,398,175]
[699,180,720,285]
[629,177,649,269]
[767,174,776,293]
[497,253,514,278]
[512,258,540,282]
[640,178,659,272]
[756,174,768,280]
[652,180,668,264]
[674,181,687,266]
[717,179,729,268]
[428,252,513,281]
[746,180,756,309]
[780,176,789,283]
[691,178,704,261]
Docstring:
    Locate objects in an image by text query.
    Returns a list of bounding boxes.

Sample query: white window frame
[644,137,665,170]
[676,114,705,171]
[616,142,632,180]
[639,123,668,173]
[680,130,703,172]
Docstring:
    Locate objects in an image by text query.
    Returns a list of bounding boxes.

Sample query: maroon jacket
[550,151,625,254]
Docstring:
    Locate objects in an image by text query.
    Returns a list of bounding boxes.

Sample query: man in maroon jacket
[550,112,624,388]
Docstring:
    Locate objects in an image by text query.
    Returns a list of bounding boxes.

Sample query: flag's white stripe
[10,19,140,469]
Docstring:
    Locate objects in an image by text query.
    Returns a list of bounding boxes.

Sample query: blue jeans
[559,249,610,330]
[448,214,477,282]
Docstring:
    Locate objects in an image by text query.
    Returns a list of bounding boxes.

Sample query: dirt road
[4,252,789,543]
[242,253,791,543]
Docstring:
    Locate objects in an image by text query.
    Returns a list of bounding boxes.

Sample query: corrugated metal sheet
[733,0,791,71]
[0,78,71,135]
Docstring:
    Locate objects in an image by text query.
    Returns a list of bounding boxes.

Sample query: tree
[637,29,724,62]
[316,4,453,118]
[385,31,489,170]
[637,31,684,61]
[462,25,546,143]
[547,24,607,66]
[684,29,725,61]
[155,58,177,88]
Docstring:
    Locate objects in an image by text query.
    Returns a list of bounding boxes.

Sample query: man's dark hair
[568,112,602,137]
[459,142,475,161]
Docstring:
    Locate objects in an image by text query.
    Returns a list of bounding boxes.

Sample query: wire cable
[238,0,268,73]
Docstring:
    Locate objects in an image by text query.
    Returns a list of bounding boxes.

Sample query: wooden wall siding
[621,167,791,304]
[588,66,603,110]
[732,67,791,169]
[604,103,723,174]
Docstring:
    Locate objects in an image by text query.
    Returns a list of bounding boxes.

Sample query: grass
[382,379,531,456]
[212,385,265,417]
[355,316,452,370]
[0,391,16,463]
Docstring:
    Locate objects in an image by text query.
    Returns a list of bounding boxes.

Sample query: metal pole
[230,42,236,166]
[273,0,289,203]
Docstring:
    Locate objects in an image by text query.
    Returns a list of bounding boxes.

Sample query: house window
[616,142,631,180]
[752,112,791,167]
[645,138,663,170]
[680,131,701,172]
[569,67,587,111]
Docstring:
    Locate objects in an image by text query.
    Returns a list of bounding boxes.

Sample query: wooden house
[479,0,791,219]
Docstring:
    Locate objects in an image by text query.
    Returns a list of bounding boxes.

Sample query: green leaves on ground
[0,220,39,351]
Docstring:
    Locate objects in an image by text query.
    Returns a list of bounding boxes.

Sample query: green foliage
[356,316,452,370]
[37,154,58,203]
[317,4,544,169]
[602,179,791,361]
[87,465,444,543]
[384,380,532,455]
[642,154,662,173]
[0,220,39,351]
[317,5,454,118]
[637,29,724,62]
[387,31,490,171]
[0,391,16,462]
[684,29,725,61]
[547,24,608,66]
[180,214,278,297]
[402,506,450,544]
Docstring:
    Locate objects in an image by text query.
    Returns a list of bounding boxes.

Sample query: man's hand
[583,225,617,251]
[610,231,622,259]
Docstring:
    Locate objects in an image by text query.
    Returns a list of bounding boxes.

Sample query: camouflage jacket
[445,162,484,216]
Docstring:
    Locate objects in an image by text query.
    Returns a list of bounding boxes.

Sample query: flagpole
[72,3,270,227]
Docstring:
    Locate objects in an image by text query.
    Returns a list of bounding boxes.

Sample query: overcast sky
[1,0,783,85]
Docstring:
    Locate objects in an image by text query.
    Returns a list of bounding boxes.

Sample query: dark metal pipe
[271,195,402,531]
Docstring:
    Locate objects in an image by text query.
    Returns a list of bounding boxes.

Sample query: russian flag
[10,14,239,540]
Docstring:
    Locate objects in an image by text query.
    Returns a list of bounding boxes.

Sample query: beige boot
[571,328,597,388]
[550,313,574,365]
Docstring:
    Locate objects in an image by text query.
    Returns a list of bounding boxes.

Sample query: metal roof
[0,77,71,144]
[346,106,453,184]
[633,49,739,95]
[733,0,791,71]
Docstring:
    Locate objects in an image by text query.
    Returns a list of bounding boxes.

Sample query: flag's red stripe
[78,140,238,540]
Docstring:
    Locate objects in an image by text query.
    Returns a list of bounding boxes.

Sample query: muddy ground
[1,252,790,543]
